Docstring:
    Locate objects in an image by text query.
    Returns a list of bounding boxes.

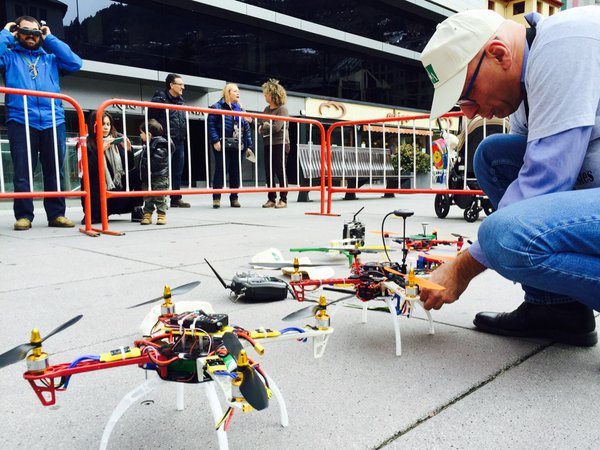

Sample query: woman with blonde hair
[259,79,290,208]
[207,83,254,208]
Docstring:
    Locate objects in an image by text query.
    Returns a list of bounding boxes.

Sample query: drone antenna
[352,207,364,222]
[204,258,230,289]
[393,210,414,274]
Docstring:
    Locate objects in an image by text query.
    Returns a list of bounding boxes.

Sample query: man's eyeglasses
[17,27,43,37]
[171,82,185,87]
[457,51,485,107]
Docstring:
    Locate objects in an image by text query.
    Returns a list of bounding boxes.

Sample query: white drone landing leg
[99,375,228,450]
[361,301,368,324]
[204,382,229,450]
[99,375,163,450]
[383,296,402,356]
[263,371,289,427]
[312,331,332,358]
[173,381,229,450]
[416,299,435,335]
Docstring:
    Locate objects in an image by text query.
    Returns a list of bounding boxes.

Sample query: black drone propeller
[127,281,201,309]
[0,315,83,369]
[282,294,354,322]
[221,332,269,411]
[222,332,243,360]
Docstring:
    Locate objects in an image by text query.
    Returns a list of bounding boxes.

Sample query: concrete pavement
[0,191,598,450]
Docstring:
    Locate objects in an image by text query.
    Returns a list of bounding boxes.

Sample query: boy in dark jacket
[139,119,174,225]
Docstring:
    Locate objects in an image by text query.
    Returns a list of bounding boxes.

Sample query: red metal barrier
[0,87,97,236]
[324,111,488,215]
[94,99,328,234]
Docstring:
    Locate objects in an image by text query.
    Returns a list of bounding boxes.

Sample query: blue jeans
[212,148,240,201]
[170,139,185,202]
[8,121,67,222]
[474,134,600,310]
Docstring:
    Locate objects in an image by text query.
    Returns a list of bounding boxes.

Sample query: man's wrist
[456,250,486,283]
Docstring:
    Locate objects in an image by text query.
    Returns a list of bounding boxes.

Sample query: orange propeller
[368,230,403,237]
[383,266,445,291]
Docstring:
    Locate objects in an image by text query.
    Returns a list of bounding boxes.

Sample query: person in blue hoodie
[0,16,82,230]
[207,83,254,208]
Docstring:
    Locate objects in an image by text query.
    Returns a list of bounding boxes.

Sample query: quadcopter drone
[282,210,455,356]
[284,246,442,356]
[0,283,333,450]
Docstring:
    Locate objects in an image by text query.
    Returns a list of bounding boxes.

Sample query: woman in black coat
[82,111,143,224]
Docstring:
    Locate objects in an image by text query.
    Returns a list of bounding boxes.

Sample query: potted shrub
[390,143,431,188]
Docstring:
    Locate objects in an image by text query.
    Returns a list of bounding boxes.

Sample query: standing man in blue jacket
[0,16,82,230]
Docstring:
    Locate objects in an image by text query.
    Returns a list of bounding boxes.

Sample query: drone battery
[169,311,229,333]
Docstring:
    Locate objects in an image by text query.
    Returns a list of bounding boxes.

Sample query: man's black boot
[473,301,597,347]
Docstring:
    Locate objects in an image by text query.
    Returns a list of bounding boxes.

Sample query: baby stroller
[434,117,506,222]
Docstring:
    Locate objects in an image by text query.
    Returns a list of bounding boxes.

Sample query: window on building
[488,1,495,11]
[59,1,433,109]
[537,1,543,13]
[550,6,556,15]
[513,1,525,15]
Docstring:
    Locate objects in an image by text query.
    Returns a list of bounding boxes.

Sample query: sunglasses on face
[18,27,43,37]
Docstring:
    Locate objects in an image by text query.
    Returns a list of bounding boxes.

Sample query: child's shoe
[156,213,167,225]
[140,212,152,225]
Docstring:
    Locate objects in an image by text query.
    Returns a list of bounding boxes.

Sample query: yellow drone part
[204,356,228,374]
[249,329,281,339]
[25,329,50,373]
[99,346,141,363]
[333,283,354,288]
[29,329,43,358]
[239,403,253,413]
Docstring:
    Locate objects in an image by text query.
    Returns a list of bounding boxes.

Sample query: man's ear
[487,40,512,69]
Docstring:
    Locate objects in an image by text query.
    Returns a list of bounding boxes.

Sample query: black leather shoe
[474,302,597,347]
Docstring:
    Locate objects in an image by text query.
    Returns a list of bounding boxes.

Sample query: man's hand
[5,22,17,36]
[41,25,51,39]
[213,142,221,152]
[419,250,486,310]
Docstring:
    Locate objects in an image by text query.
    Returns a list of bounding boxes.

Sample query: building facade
[1,0,484,188]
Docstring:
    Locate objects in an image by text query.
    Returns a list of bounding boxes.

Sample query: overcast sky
[63,0,116,25]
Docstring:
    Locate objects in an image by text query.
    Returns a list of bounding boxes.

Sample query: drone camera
[343,208,366,246]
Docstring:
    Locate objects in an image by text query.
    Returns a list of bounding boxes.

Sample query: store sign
[304,98,455,130]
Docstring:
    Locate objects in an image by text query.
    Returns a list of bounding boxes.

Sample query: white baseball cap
[421,9,505,120]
